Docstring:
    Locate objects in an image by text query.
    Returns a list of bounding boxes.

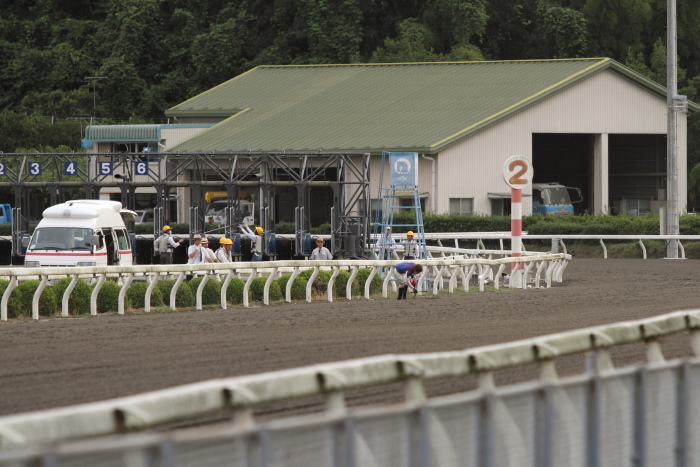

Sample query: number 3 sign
[502,155,533,189]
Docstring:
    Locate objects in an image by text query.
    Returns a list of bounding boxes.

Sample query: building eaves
[166,59,697,154]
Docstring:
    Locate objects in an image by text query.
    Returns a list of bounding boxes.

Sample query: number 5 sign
[503,155,533,188]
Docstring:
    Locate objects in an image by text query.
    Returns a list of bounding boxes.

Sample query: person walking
[216,237,233,263]
[310,237,333,260]
[376,226,397,260]
[154,225,183,264]
[187,234,206,264]
[403,231,419,260]
[239,224,264,261]
[393,262,423,300]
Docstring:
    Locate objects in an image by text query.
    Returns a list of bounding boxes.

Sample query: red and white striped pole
[503,155,533,286]
[511,186,522,275]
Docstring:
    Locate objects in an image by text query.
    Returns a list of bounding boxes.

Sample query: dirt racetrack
[1,258,699,418]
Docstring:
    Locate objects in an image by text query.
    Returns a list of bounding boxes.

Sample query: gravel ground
[0,258,699,417]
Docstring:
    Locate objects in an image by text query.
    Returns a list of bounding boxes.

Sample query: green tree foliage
[2,0,700,206]
[580,0,652,60]
[482,0,586,60]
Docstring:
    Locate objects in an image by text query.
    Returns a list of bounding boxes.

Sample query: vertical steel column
[666,0,679,258]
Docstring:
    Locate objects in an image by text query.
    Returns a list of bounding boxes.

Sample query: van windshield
[28,227,94,251]
[542,187,571,206]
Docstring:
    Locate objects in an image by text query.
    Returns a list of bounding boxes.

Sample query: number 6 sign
[503,155,533,188]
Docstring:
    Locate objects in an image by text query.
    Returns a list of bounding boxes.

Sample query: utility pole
[85,76,107,126]
[666,0,689,259]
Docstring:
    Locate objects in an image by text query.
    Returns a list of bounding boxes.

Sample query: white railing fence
[0,248,570,321]
[0,309,699,466]
[419,232,700,259]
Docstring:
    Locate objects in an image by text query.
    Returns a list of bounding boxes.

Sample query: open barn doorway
[532,134,592,214]
[608,134,666,215]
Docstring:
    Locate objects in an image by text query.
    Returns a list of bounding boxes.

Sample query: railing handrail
[0,248,571,321]
[0,307,697,450]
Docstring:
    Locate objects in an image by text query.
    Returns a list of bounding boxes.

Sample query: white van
[24,200,137,267]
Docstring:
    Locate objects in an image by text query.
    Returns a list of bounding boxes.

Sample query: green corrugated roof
[86,124,159,142]
[85,124,213,142]
[167,59,695,154]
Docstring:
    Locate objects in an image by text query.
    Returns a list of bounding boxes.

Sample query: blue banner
[389,152,418,186]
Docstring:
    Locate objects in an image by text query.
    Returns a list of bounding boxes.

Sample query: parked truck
[532,183,582,216]
[204,191,255,226]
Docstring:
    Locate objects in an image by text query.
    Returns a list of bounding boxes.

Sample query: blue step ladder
[372,152,430,291]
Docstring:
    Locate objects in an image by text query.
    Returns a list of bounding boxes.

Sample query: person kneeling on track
[393,262,422,300]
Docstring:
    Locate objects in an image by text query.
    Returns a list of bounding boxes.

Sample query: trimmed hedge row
[6,212,699,238]
[381,212,700,235]
[0,267,384,319]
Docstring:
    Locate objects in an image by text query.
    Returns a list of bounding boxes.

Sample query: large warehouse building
[85,58,697,223]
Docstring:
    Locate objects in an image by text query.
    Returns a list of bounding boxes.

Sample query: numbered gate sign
[134,160,148,175]
[29,161,42,176]
[99,161,112,176]
[64,161,78,176]
[502,155,533,189]
[0,162,6,176]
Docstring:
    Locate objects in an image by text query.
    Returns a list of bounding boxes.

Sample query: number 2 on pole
[508,160,528,185]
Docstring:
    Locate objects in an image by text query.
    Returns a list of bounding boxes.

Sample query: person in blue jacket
[393,262,423,300]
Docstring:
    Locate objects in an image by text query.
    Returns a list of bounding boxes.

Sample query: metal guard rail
[0,308,697,450]
[0,249,570,321]
[417,232,700,259]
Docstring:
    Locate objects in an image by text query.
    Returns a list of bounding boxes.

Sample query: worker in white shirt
[187,234,205,264]
[310,237,333,260]
[216,237,233,263]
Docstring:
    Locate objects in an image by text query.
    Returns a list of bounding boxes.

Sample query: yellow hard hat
[162,225,171,232]
[254,226,264,235]
[220,237,232,245]
[407,231,414,236]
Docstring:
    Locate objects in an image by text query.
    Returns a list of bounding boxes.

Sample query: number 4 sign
[502,155,533,189]
[64,161,78,176]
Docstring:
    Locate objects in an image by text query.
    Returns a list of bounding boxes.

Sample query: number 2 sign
[502,155,533,189]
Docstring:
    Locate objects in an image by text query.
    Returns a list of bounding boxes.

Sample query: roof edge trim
[166,66,261,113]
[429,59,610,148]
[604,60,700,112]
[169,109,253,151]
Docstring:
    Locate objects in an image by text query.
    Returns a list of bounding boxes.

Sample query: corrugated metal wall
[161,128,209,150]
[437,70,684,215]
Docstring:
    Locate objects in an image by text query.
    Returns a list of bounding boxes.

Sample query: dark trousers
[159,251,173,264]
[397,286,409,299]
